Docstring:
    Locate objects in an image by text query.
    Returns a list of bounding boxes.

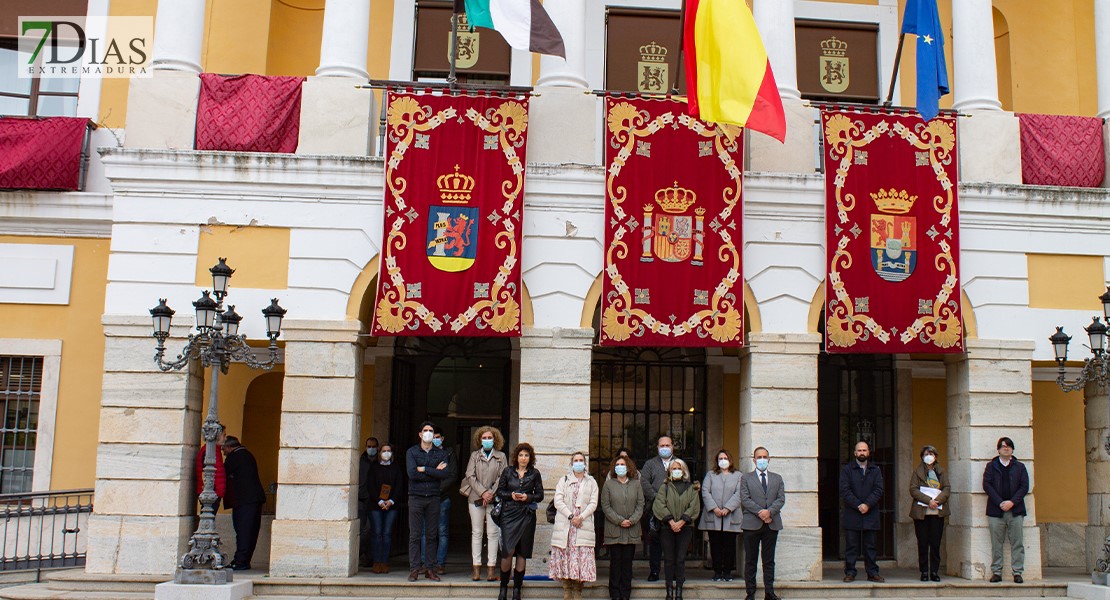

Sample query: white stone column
[268,320,364,577]
[517,327,593,572]
[316,0,371,79]
[752,0,800,101]
[951,0,1002,111]
[945,339,1041,580]
[1086,385,1110,571]
[1097,0,1110,118]
[151,0,206,72]
[739,332,822,581]
[85,316,203,575]
[536,0,587,89]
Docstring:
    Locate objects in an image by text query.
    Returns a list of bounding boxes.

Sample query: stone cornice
[0,191,112,238]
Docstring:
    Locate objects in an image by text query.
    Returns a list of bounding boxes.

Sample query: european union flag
[901,0,949,121]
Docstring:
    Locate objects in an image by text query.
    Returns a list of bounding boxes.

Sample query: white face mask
[923,454,936,465]
[717,459,730,470]
[380,451,392,462]
[421,431,434,443]
[671,469,683,480]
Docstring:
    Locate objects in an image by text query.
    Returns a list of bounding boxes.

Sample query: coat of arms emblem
[427,165,479,272]
[870,188,917,282]
[637,41,669,93]
[819,36,849,94]
[450,13,480,69]
[641,182,705,266]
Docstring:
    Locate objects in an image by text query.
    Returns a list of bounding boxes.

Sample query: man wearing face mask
[640,435,675,581]
[407,421,451,581]
[839,440,884,583]
[739,447,785,600]
[420,427,457,574]
[358,436,380,568]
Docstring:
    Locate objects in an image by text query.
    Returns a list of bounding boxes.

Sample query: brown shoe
[843,574,855,582]
[487,566,498,581]
[867,574,885,583]
[436,565,446,575]
[426,568,441,581]
[382,564,391,574]
[409,569,420,582]
[473,565,482,581]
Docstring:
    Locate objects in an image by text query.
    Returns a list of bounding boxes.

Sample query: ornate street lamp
[149,258,286,584]
[1048,287,1110,576]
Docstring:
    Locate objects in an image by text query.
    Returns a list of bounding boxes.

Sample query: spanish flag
[684,0,786,142]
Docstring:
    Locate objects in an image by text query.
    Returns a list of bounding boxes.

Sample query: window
[412,0,511,84]
[0,356,41,495]
[0,0,88,116]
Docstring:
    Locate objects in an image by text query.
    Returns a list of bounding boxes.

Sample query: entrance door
[389,337,512,564]
[817,353,897,560]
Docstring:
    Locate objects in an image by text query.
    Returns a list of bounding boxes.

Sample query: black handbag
[546,500,557,524]
[491,500,503,525]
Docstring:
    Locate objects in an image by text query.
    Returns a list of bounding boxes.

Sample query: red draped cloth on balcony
[195,74,304,153]
[0,117,89,190]
[1018,113,1105,187]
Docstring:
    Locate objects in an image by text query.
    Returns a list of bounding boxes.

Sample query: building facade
[1,0,1109,582]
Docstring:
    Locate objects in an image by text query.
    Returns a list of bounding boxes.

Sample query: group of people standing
[355,424,1031,599]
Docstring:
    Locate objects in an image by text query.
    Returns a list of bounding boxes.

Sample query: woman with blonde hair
[653,458,700,600]
[462,425,508,581]
[549,451,599,600]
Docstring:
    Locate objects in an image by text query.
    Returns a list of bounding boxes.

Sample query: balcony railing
[0,488,93,573]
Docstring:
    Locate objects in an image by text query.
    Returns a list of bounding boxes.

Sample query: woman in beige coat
[549,451,599,600]
[601,455,643,600]
[461,426,508,581]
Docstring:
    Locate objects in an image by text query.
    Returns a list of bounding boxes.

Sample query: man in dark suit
[839,440,884,583]
[739,446,786,600]
[222,435,267,571]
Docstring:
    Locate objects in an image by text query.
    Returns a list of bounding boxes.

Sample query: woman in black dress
[496,442,544,600]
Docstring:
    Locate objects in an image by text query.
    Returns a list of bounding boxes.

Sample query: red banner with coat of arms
[371,91,528,337]
[601,96,744,347]
[822,109,963,353]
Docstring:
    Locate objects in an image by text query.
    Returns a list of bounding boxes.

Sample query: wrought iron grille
[817,353,897,560]
[0,488,93,572]
[0,357,41,495]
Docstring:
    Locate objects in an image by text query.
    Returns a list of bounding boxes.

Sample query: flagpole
[883,32,906,107]
[448,11,460,88]
[670,0,687,94]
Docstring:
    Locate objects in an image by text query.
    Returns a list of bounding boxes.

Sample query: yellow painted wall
[99,0,156,128]
[242,371,283,511]
[722,372,740,457]
[1031,380,1087,522]
[0,236,109,490]
[202,0,273,75]
[195,225,290,290]
[911,378,947,466]
[359,364,377,445]
[1027,254,1104,311]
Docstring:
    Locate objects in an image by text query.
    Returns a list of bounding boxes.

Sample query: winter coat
[406,444,451,497]
[908,462,951,520]
[652,479,701,527]
[600,476,644,545]
[982,456,1029,517]
[222,446,266,509]
[551,473,600,549]
[839,461,884,530]
[496,466,544,559]
[462,448,507,503]
[699,470,743,532]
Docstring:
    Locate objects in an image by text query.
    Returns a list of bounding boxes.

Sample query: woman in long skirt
[549,451,599,600]
[496,442,544,600]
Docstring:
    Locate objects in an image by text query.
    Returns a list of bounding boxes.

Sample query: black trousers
[607,543,635,600]
[659,525,694,584]
[647,516,662,575]
[707,530,738,573]
[743,525,778,596]
[914,516,945,575]
[844,529,879,577]
[231,501,263,566]
[358,504,371,561]
[408,494,441,571]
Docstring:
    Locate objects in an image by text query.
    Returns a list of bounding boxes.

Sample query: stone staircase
[0,568,1079,600]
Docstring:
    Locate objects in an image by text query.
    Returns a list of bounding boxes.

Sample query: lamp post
[149,258,287,584]
[1048,286,1110,576]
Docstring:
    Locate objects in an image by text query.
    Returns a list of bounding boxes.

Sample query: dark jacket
[982,456,1029,517]
[839,461,884,530]
[496,466,544,559]
[358,451,377,512]
[437,447,458,497]
[222,446,266,509]
[406,444,451,497]
[366,460,405,510]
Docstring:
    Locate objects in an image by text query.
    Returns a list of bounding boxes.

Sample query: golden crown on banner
[821,36,848,58]
[654,182,696,213]
[438,165,475,204]
[639,41,668,63]
[870,188,918,214]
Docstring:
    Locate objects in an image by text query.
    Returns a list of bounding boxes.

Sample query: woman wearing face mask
[368,443,404,573]
[550,452,599,600]
[652,459,700,600]
[462,426,508,581]
[700,449,742,582]
[496,443,544,600]
[908,444,950,582]
[600,456,643,600]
